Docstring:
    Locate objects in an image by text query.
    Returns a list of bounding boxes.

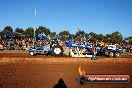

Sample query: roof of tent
[36,33,47,39]
[5,34,13,38]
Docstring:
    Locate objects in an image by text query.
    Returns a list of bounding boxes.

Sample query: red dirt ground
[0,51,132,58]
[0,51,132,88]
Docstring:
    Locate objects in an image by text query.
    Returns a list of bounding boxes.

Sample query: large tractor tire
[0,45,4,51]
[52,45,63,57]
[30,52,35,56]
[114,52,120,57]
[109,52,114,57]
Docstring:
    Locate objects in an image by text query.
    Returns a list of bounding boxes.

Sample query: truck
[97,45,122,57]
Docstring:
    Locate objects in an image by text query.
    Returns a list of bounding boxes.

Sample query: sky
[0,0,132,38]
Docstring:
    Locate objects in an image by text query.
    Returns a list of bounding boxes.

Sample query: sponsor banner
[77,75,130,84]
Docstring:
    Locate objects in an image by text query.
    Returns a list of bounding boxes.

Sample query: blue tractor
[27,38,64,57]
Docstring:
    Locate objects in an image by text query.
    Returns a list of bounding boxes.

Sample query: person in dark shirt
[53,78,67,88]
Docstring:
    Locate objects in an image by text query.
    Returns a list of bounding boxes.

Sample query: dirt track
[0,51,132,88]
[0,51,132,58]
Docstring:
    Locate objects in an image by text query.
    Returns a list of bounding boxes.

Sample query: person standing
[91,44,97,60]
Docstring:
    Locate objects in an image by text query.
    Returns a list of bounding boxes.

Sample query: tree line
[0,26,132,44]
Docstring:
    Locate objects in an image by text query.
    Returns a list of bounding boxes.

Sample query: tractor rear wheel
[114,52,120,57]
[30,52,34,56]
[52,45,63,57]
[109,52,114,57]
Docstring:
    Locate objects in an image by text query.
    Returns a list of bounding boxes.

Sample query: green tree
[74,29,85,41]
[14,28,24,38]
[24,27,34,38]
[15,28,24,34]
[13,32,19,38]
[36,26,50,36]
[105,34,111,43]
[88,32,98,43]
[59,30,70,40]
[124,36,132,45]
[0,31,4,37]
[75,30,85,38]
[3,26,13,34]
[110,31,123,44]
[89,32,98,39]
[49,32,56,39]
[97,34,105,42]
[89,37,97,43]
[69,34,74,41]
[84,33,91,42]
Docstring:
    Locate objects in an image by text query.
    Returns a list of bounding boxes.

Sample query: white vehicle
[107,45,117,50]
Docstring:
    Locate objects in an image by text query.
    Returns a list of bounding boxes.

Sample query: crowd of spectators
[0,37,132,52]
[0,38,49,50]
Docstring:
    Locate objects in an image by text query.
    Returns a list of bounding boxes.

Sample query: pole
[34,8,37,47]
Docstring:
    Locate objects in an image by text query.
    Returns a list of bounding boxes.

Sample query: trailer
[65,41,94,58]
[69,47,93,58]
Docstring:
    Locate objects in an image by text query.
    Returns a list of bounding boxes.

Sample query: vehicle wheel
[46,52,51,56]
[30,52,34,56]
[0,49,3,51]
[114,52,120,57]
[52,45,63,57]
[109,52,114,57]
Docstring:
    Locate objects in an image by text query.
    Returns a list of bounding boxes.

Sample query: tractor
[27,39,63,57]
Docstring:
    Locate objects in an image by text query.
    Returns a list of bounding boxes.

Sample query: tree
[15,28,24,34]
[59,30,70,40]
[36,26,50,36]
[14,28,24,38]
[0,31,4,37]
[97,34,105,42]
[74,29,85,41]
[44,28,50,36]
[89,32,98,39]
[49,32,56,39]
[105,34,111,43]
[83,33,91,42]
[104,31,123,44]
[13,32,19,38]
[124,36,132,45]
[110,31,123,44]
[88,37,97,43]
[88,32,98,43]
[3,26,13,34]
[69,34,74,41]
[75,30,85,38]
[24,27,34,38]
